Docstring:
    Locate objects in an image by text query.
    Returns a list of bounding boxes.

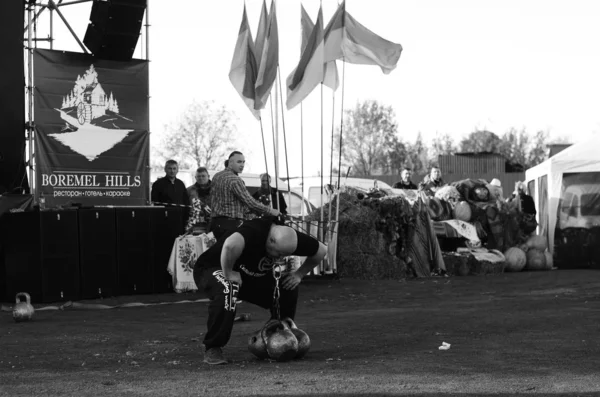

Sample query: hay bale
[307,192,411,279]
[336,233,407,280]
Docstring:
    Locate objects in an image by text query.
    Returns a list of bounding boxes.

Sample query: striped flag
[300,4,339,91]
[285,5,325,110]
[229,5,260,120]
[255,0,279,110]
[254,0,269,68]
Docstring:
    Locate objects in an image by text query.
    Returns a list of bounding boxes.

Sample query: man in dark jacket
[392,167,418,190]
[151,160,189,207]
[420,166,446,195]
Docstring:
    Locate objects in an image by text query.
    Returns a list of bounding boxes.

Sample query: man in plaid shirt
[209,151,280,239]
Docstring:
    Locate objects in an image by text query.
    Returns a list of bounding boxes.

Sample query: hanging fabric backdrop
[33,49,149,207]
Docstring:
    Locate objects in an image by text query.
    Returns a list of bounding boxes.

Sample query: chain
[272,263,283,321]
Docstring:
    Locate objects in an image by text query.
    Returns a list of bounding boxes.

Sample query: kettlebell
[281,317,311,359]
[261,319,298,362]
[248,319,279,360]
[13,292,35,323]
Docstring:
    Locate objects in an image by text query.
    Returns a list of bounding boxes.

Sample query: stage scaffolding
[23,0,150,202]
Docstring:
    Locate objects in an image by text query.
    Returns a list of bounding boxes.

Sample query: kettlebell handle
[15,292,31,305]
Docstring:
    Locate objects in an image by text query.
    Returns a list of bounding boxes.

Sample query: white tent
[525,134,600,254]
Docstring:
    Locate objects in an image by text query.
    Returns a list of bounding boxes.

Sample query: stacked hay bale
[307,191,412,279]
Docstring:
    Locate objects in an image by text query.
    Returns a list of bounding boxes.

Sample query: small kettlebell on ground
[13,292,35,322]
[281,317,311,359]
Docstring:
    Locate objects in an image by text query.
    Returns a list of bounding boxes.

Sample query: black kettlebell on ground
[261,320,298,362]
[281,317,311,359]
[248,319,278,360]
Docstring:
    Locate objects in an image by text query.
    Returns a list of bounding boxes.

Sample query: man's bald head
[265,225,298,258]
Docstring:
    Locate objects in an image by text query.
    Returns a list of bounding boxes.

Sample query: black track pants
[208,218,244,240]
[193,265,298,350]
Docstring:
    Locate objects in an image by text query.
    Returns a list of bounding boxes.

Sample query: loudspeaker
[3,210,80,304]
[40,210,81,303]
[2,212,43,303]
[79,208,118,299]
[83,0,147,61]
[116,207,156,295]
[151,207,185,293]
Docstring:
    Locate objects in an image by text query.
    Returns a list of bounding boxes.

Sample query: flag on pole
[324,1,402,74]
[300,4,313,52]
[229,5,260,120]
[301,4,339,91]
[254,0,269,68]
[255,0,279,110]
[285,6,325,110]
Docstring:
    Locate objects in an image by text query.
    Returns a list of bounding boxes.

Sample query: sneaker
[203,347,228,365]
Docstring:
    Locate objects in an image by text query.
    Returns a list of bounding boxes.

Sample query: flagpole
[269,96,279,210]
[329,93,335,183]
[259,116,269,180]
[274,69,281,211]
[276,68,291,206]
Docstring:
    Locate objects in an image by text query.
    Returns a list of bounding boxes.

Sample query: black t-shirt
[196,217,319,277]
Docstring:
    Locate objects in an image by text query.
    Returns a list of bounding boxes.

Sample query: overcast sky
[35,0,600,177]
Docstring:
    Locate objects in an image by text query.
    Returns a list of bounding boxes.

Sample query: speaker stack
[79,208,118,299]
[83,0,147,61]
[3,210,80,303]
[115,207,158,295]
[1,206,186,303]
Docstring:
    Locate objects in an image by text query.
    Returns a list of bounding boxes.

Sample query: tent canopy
[525,134,600,254]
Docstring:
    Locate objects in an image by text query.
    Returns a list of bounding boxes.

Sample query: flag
[254,0,269,68]
[300,4,313,53]
[324,1,402,74]
[229,5,260,120]
[286,5,325,110]
[301,4,339,91]
[343,12,402,74]
[255,0,279,110]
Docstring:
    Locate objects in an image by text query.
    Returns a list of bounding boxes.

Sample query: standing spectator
[252,173,287,215]
[209,151,279,239]
[420,166,446,194]
[151,160,189,207]
[392,167,418,190]
[187,167,212,207]
[186,167,212,233]
[510,181,537,234]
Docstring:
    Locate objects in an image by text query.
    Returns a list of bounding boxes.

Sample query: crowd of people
[150,151,283,237]
[391,165,536,218]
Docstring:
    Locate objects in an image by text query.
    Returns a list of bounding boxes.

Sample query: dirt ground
[1,269,600,397]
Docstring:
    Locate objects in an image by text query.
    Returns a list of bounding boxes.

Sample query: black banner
[33,49,149,207]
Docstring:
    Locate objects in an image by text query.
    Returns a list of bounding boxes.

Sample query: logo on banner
[50,64,134,161]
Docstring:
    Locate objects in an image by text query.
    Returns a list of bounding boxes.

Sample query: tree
[154,100,239,170]
[333,100,400,176]
[430,132,457,163]
[459,130,503,153]
[458,127,550,169]
[498,127,530,170]
[526,129,549,168]
[405,132,429,174]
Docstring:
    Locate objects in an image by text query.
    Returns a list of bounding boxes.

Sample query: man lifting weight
[193,216,327,365]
